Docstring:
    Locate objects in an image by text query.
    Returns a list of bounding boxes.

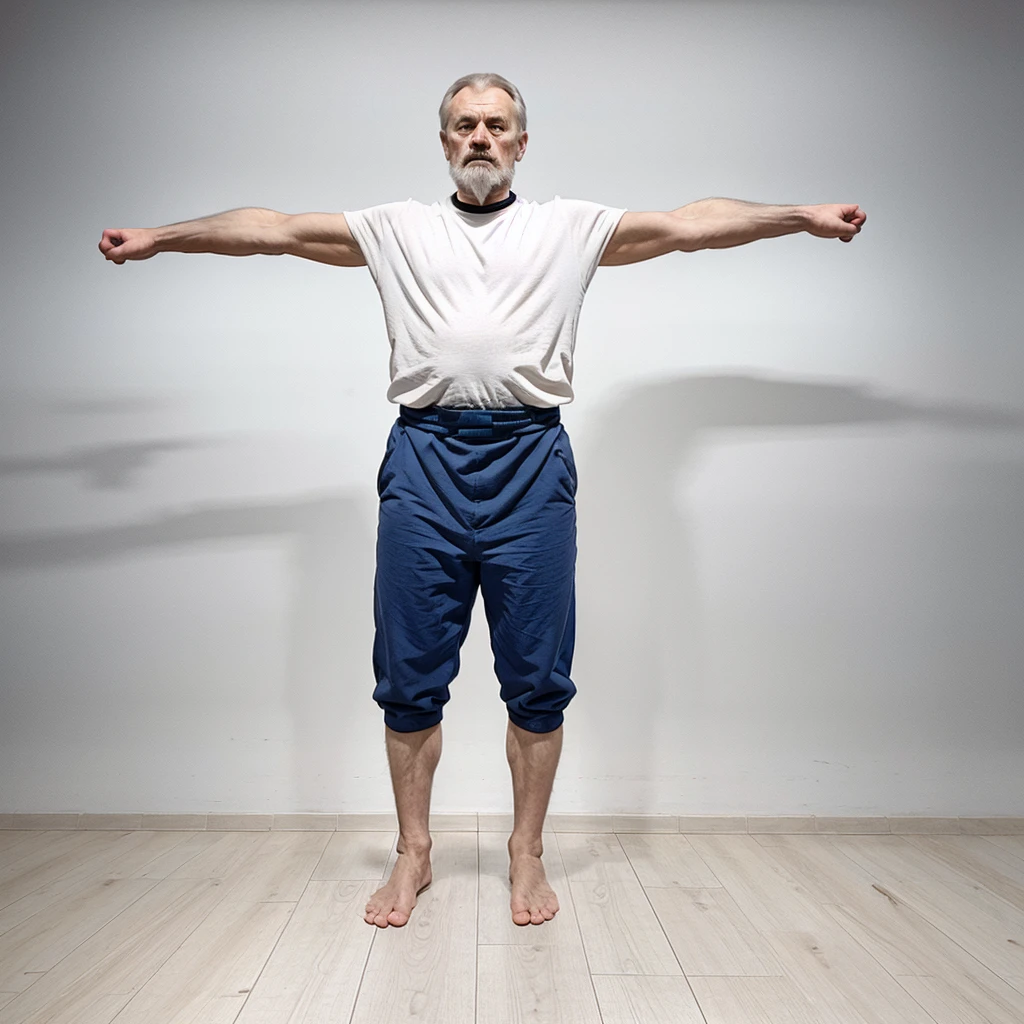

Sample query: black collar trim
[451,190,517,214]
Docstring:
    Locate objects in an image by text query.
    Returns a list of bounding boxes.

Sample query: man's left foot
[508,851,560,925]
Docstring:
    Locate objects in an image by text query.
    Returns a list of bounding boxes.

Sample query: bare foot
[365,847,432,927]
[508,852,560,925]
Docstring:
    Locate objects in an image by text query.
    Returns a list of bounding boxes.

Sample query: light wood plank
[686,835,936,1024]
[104,898,295,1024]
[0,876,158,992]
[477,944,600,1024]
[112,832,334,1023]
[980,836,1024,862]
[0,832,129,910]
[349,832,478,1024]
[643,887,784,976]
[759,834,1015,976]
[557,832,695,975]
[163,831,267,879]
[555,834,683,975]
[0,831,198,941]
[897,972,1024,1024]
[828,835,1024,980]
[0,878,229,1024]
[617,833,724,887]
[2,826,1022,1023]
[556,833,642,883]
[569,879,687,976]
[310,830,396,882]
[125,830,232,879]
[0,832,278,1024]
[0,834,43,868]
[235,880,385,1024]
[216,831,330,904]
[687,975,827,1024]
[756,833,1024,1015]
[590,976,705,1024]
[0,833,163,941]
[902,834,1024,911]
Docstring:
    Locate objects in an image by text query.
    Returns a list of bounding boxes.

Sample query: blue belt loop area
[399,403,560,438]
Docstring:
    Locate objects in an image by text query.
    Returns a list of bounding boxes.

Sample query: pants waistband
[398,404,561,438]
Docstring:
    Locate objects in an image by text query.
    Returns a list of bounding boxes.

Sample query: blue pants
[372,404,578,734]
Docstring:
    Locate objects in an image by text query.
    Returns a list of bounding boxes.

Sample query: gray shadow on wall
[570,371,1024,811]
[0,437,220,488]
[0,443,380,814]
[2,374,1023,817]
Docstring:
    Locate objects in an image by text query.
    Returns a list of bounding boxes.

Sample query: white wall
[1,0,1022,816]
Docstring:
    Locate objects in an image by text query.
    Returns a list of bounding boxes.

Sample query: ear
[515,130,528,162]
[439,129,450,161]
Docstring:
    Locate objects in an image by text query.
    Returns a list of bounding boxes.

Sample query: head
[439,73,528,205]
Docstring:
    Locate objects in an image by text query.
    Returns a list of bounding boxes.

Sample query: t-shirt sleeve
[554,196,628,291]
[341,200,410,283]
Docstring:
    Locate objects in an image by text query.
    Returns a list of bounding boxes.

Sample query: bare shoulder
[600,210,699,266]
[272,212,367,267]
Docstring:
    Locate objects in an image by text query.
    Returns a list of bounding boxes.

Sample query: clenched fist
[97,228,159,264]
[804,204,867,243]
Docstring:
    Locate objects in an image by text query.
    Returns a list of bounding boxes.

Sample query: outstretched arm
[599,198,867,266]
[98,208,366,267]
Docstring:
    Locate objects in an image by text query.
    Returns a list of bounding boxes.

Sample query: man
[98,72,866,931]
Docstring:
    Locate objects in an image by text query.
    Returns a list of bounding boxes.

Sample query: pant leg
[478,423,578,733]
[371,421,479,733]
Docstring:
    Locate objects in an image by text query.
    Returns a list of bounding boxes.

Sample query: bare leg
[506,720,563,925]
[364,722,440,927]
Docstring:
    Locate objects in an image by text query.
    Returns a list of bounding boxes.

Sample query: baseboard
[1,812,1022,834]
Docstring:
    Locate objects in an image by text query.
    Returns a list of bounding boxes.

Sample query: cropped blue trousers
[372,404,578,734]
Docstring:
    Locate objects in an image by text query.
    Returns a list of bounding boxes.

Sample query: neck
[456,187,510,206]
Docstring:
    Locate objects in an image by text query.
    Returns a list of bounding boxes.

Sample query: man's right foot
[364,846,432,927]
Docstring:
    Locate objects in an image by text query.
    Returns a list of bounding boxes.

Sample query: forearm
[152,207,285,256]
[672,197,809,249]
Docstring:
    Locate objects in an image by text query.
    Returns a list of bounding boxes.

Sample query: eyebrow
[454,113,509,125]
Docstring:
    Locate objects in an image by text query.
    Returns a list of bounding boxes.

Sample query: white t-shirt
[343,194,626,408]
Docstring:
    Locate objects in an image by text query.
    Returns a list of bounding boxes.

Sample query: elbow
[676,225,705,253]
[261,213,291,257]
[668,209,708,252]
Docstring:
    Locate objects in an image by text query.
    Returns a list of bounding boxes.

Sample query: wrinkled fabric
[372,404,578,734]
[343,195,626,408]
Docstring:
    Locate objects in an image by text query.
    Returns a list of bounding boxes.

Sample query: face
[440,86,528,204]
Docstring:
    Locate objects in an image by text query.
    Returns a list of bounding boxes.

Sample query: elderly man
[98,72,866,930]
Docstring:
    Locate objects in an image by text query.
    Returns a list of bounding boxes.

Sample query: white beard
[449,157,515,205]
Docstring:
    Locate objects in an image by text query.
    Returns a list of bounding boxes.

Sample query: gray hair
[438,73,527,133]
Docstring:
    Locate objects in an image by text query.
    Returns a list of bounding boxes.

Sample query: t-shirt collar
[450,190,517,214]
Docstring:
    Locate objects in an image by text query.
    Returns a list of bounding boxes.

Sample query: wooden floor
[0,828,1022,1023]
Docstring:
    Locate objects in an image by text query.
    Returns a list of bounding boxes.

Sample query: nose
[468,122,491,149]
